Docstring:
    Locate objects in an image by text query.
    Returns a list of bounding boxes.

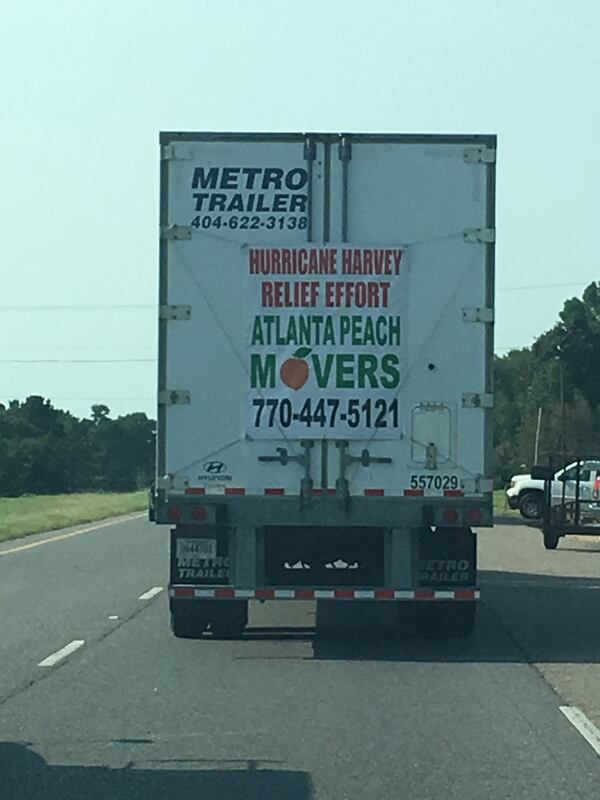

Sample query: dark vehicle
[148,482,157,522]
[535,458,600,549]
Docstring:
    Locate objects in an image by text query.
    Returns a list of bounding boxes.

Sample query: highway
[2,516,600,798]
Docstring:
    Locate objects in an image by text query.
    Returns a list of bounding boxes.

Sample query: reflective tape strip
[234,589,254,598]
[264,488,285,495]
[224,488,245,495]
[404,489,424,497]
[195,589,217,598]
[172,587,195,598]
[169,587,480,601]
[444,489,465,497]
[215,587,235,598]
[185,487,206,495]
[364,489,385,496]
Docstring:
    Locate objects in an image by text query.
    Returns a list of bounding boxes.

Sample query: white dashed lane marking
[38,640,85,667]
[560,706,600,757]
[138,586,163,601]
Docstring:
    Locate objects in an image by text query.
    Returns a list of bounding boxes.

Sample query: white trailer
[157,132,496,638]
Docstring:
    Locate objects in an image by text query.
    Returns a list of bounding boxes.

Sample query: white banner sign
[245,245,404,439]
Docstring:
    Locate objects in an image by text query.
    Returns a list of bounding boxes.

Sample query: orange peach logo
[280,347,311,390]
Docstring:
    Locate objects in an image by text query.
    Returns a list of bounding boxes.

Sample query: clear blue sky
[1,0,598,419]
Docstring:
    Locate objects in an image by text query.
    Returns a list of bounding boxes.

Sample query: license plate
[176,538,217,560]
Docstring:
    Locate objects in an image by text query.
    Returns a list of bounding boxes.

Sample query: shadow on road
[1,742,314,800]
[307,570,600,664]
[494,514,539,527]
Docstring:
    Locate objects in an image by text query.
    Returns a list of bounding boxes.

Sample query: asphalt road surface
[2,514,600,799]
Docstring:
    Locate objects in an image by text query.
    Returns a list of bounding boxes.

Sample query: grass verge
[0,491,147,544]
[494,488,519,518]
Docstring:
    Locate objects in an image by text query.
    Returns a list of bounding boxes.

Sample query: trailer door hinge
[158,390,191,406]
[159,304,191,321]
[161,225,192,241]
[463,227,496,244]
[161,143,193,161]
[303,137,316,161]
[463,146,496,164]
[156,473,190,492]
[462,307,494,323]
[338,136,352,161]
[462,392,494,409]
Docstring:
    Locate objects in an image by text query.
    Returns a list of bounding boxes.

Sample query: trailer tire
[543,528,560,550]
[210,601,248,640]
[170,609,209,639]
[171,600,209,639]
[415,602,476,638]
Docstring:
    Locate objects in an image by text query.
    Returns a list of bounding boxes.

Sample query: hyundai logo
[203,460,226,474]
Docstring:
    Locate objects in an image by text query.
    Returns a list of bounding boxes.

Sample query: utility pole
[555,348,567,464]
[534,406,542,463]
[559,355,566,464]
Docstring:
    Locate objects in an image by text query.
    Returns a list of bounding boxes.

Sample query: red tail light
[467,509,482,525]
[167,505,182,522]
[191,505,207,521]
[443,508,459,524]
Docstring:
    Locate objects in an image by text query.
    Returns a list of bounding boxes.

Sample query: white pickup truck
[507,460,600,519]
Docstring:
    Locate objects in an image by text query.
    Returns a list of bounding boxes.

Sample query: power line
[496,281,589,292]
[0,347,156,352]
[0,304,155,311]
[0,361,155,366]
[0,281,594,312]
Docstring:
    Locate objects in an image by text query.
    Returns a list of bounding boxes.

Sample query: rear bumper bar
[169,586,480,601]
[158,494,493,528]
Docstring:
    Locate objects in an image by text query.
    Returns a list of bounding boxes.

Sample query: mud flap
[415,527,477,637]
[418,527,476,589]
[169,525,230,590]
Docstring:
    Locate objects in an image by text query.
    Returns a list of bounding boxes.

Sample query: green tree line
[0,397,154,496]
[495,281,600,485]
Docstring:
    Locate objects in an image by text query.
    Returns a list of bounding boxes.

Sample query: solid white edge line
[0,513,146,557]
[560,706,600,756]
[138,586,164,601]
[38,640,85,667]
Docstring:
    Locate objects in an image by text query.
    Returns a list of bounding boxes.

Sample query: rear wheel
[543,528,560,550]
[518,491,544,520]
[210,601,248,639]
[415,602,476,638]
